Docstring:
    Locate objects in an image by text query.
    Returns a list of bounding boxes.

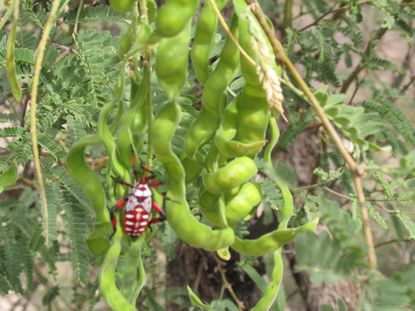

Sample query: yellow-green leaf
[0,161,18,193]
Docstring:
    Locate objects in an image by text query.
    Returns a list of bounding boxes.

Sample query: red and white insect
[110,154,165,237]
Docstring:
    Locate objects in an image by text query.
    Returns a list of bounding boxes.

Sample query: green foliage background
[0,0,415,310]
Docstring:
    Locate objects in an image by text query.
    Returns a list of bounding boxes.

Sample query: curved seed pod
[67,135,113,256]
[156,0,199,37]
[152,102,235,251]
[198,190,220,225]
[251,249,283,311]
[183,16,240,160]
[199,182,261,227]
[232,219,318,256]
[117,68,150,169]
[191,0,229,83]
[225,182,261,226]
[156,22,191,99]
[231,118,318,257]
[215,95,266,158]
[202,156,257,194]
[99,223,136,311]
[98,100,130,180]
[119,237,146,303]
[182,155,204,183]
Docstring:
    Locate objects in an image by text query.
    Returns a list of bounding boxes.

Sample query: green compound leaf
[396,214,415,240]
[64,5,126,24]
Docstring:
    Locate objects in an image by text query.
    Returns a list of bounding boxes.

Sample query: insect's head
[132,179,152,198]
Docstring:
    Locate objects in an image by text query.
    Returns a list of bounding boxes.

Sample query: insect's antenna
[111,175,133,188]
[130,145,139,182]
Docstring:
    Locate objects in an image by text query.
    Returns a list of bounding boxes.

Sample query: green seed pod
[199,190,220,226]
[202,156,257,194]
[99,226,136,311]
[152,102,235,251]
[156,22,191,99]
[184,16,240,160]
[231,219,318,256]
[199,182,260,227]
[67,135,113,256]
[215,96,266,158]
[109,0,134,13]
[225,182,261,226]
[156,0,199,37]
[191,0,229,83]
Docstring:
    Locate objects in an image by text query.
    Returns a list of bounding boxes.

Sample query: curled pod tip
[231,218,319,256]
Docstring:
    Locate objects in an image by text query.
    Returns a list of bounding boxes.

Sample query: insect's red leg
[149,218,164,224]
[149,180,162,187]
[152,201,166,221]
[110,197,128,232]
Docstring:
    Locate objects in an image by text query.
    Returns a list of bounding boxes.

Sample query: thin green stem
[208,0,256,66]
[138,0,152,167]
[0,4,13,31]
[264,115,280,164]
[145,58,152,167]
[72,0,84,35]
[30,0,63,245]
[139,0,148,23]
[283,0,293,28]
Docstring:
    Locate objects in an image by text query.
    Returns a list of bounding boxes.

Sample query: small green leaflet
[0,161,17,193]
[187,286,214,310]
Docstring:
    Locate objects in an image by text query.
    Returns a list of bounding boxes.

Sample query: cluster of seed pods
[67,1,317,310]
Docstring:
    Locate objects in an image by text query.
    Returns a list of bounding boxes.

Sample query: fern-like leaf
[64,6,126,24]
[38,134,65,161]
[45,184,59,244]
[0,127,25,137]
[60,187,90,283]
[396,214,415,239]
[2,225,23,293]
[0,112,17,123]
[363,98,415,146]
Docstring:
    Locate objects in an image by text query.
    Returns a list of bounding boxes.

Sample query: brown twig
[298,5,347,32]
[20,177,37,189]
[214,257,245,310]
[340,27,387,93]
[246,1,378,270]
[19,95,30,127]
[401,75,415,94]
[375,238,414,249]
